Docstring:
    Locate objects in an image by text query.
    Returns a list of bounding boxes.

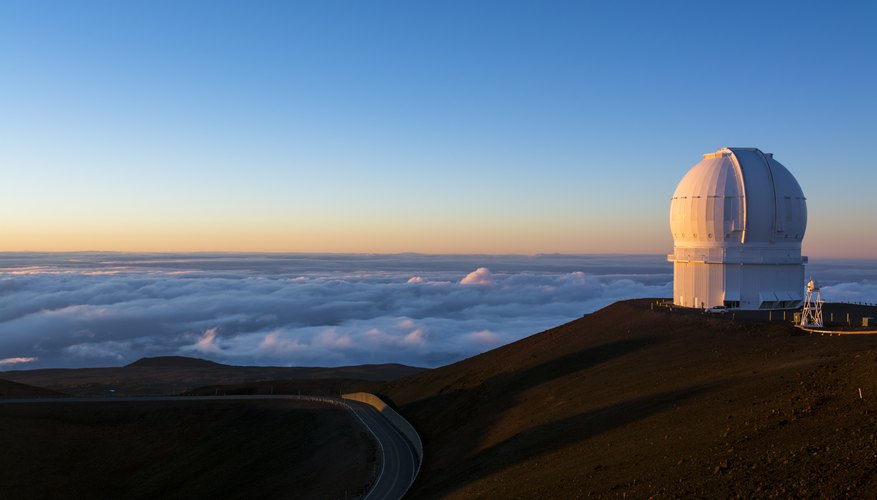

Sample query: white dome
[670,147,807,247]
[668,147,808,311]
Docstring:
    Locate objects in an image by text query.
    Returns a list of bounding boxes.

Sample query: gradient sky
[2,1,875,257]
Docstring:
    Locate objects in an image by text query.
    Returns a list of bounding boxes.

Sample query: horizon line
[0,250,872,261]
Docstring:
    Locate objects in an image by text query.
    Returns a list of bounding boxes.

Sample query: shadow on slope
[386,332,667,496]
[0,379,67,398]
[459,383,712,487]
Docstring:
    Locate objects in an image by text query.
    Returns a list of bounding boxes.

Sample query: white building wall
[672,262,725,309]
[733,264,804,309]
[673,261,805,310]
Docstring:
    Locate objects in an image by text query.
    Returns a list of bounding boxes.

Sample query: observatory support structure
[670,249,806,310]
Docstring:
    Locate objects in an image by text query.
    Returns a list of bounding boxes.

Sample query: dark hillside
[0,379,66,398]
[185,378,381,397]
[383,299,877,498]
[0,400,372,499]
[3,359,423,396]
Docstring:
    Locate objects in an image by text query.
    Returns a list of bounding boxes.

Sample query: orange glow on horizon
[2,219,872,258]
[3,203,872,258]
[2,216,672,255]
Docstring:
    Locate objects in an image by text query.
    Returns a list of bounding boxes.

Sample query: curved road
[343,398,418,500]
[0,395,418,499]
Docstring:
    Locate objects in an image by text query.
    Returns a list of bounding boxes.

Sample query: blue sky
[1,1,875,256]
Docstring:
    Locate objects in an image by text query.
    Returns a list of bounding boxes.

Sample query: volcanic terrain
[382,299,877,498]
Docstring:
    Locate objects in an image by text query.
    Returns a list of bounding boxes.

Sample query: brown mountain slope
[382,299,877,498]
[0,378,66,398]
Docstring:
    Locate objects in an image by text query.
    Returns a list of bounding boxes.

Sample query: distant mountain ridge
[3,357,424,397]
[125,356,228,369]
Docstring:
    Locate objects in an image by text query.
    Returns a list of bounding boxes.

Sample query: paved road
[343,399,418,500]
[0,395,419,499]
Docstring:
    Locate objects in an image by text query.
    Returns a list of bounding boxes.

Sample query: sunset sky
[2,1,874,257]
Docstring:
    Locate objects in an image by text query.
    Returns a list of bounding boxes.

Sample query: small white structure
[800,279,824,327]
[668,147,808,310]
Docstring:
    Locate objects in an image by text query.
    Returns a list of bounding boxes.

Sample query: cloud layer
[1,253,873,369]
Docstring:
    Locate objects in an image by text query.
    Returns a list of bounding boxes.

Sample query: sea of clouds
[1,253,875,369]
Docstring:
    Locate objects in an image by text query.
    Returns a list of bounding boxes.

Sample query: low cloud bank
[1,253,872,369]
[821,282,877,305]
[0,254,674,368]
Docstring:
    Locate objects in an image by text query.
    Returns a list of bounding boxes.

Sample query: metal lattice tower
[800,279,824,328]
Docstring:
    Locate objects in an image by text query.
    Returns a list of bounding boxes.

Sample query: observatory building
[668,147,807,310]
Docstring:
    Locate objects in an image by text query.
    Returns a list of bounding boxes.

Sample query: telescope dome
[670,147,807,247]
[667,147,808,311]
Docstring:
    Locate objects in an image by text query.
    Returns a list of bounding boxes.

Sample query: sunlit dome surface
[670,147,807,247]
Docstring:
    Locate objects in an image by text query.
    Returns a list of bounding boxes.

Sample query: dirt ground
[0,400,374,500]
[382,299,877,498]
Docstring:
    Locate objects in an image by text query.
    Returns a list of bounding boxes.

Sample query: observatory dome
[668,147,808,311]
[670,147,807,246]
